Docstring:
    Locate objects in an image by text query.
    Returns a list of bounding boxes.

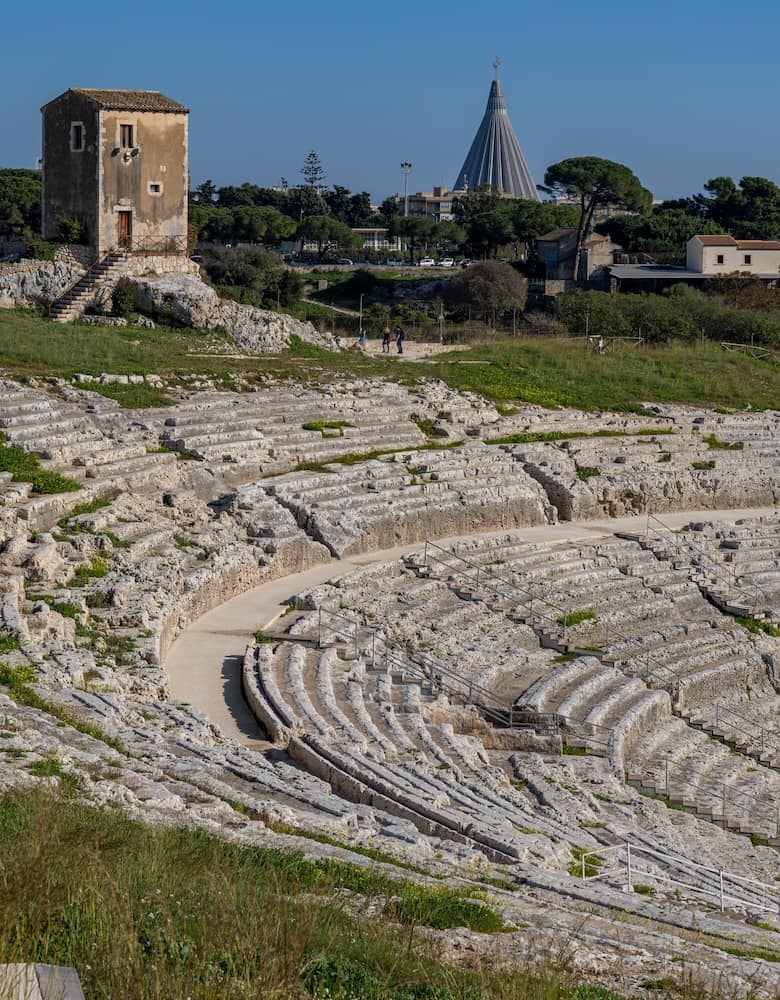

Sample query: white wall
[687,240,780,275]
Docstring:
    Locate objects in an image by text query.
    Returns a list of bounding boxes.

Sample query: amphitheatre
[0,303,780,996]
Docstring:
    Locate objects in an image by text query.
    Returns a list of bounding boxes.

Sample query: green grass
[301,419,354,437]
[0,437,80,495]
[562,745,587,756]
[28,754,79,796]
[0,632,21,655]
[691,460,715,470]
[0,663,124,752]
[0,789,583,1000]
[568,846,603,878]
[69,557,110,587]
[735,615,780,637]
[86,382,173,407]
[3,312,780,414]
[576,467,600,481]
[556,608,597,628]
[632,883,654,896]
[703,434,743,451]
[59,495,115,521]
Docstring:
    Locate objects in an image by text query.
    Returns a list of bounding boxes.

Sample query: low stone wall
[123,255,201,278]
[55,244,95,268]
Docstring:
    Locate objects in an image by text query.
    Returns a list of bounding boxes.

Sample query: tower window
[716,254,724,264]
[120,124,135,149]
[70,122,84,152]
[744,254,752,265]
[148,182,163,195]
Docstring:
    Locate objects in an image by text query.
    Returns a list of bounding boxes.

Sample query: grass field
[0,789,636,1000]
[1,308,779,412]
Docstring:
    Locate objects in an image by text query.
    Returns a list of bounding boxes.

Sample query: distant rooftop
[691,234,780,250]
[44,88,188,113]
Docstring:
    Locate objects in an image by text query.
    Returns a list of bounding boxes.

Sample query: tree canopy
[444,261,527,325]
[541,157,652,278]
[0,169,42,236]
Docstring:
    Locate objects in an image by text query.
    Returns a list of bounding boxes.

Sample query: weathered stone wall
[0,260,84,307]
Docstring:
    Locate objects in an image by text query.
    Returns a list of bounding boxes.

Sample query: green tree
[451,185,503,224]
[598,207,724,258]
[444,261,527,326]
[541,157,652,281]
[297,215,360,259]
[697,176,780,239]
[391,216,434,264]
[191,179,218,204]
[433,220,466,254]
[301,150,326,188]
[465,210,515,258]
[378,197,400,225]
[0,168,42,235]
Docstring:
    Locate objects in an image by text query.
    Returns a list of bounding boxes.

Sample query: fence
[579,841,779,915]
[312,605,610,747]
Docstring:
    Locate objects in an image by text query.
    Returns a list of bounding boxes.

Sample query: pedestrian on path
[395,326,405,355]
[382,326,391,353]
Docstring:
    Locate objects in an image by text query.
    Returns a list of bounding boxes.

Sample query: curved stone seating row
[243,636,584,864]
[158,385,430,479]
[265,445,552,557]
[626,717,780,841]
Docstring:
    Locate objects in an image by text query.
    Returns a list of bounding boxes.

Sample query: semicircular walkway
[163,506,777,745]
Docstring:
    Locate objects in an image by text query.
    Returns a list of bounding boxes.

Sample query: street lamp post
[359,293,364,334]
[401,162,412,217]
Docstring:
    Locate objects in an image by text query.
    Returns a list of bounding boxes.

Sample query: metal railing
[715,701,780,758]
[645,513,766,613]
[117,234,188,255]
[416,535,780,771]
[579,841,779,915]
[417,538,684,691]
[312,606,611,748]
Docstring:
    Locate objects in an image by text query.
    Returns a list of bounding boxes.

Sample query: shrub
[0,439,80,495]
[56,217,86,244]
[25,239,57,262]
[111,278,136,318]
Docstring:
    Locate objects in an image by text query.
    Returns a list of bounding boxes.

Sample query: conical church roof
[453,76,539,200]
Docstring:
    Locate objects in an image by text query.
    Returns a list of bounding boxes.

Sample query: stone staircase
[49,249,129,323]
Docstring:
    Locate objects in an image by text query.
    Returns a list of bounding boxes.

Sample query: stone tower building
[41,88,189,259]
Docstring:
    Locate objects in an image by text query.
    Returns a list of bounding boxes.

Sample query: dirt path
[163,507,777,744]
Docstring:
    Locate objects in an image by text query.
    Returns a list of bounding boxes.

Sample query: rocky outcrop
[0,260,85,308]
[127,273,337,352]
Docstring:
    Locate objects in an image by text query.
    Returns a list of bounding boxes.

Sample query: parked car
[337,258,353,266]
[459,258,473,268]
[439,258,455,268]
[418,257,435,267]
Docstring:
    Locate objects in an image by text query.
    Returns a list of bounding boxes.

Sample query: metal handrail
[313,606,611,746]
[645,513,765,611]
[715,701,780,756]
[417,538,684,690]
[580,841,779,915]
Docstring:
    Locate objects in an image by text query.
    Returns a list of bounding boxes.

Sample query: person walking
[382,326,391,354]
[395,325,405,355]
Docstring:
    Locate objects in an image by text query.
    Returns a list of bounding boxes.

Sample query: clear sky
[3,0,779,203]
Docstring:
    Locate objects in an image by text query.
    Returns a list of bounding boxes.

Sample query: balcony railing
[116,235,188,255]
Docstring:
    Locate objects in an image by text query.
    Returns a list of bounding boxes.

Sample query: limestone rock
[0,260,85,308]
[125,273,337,353]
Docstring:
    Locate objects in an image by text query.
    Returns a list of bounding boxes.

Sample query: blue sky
[3,0,779,202]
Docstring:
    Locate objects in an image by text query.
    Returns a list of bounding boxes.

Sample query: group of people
[355,326,406,355]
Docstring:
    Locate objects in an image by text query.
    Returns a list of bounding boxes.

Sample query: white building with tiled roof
[686,234,780,276]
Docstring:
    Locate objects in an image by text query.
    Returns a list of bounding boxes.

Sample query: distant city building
[352,228,405,253]
[387,187,465,221]
[41,88,189,258]
[610,234,780,292]
[453,61,539,200]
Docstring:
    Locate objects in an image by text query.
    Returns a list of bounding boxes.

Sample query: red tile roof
[736,240,780,250]
[693,235,737,246]
[47,89,188,113]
